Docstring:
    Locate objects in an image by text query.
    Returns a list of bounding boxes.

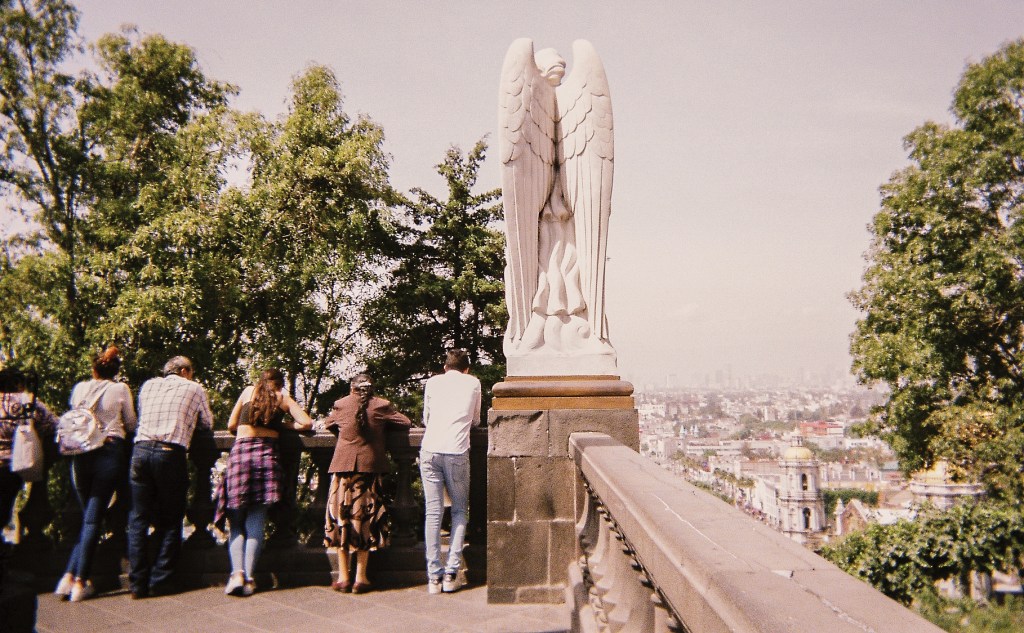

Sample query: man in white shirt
[128,356,213,598]
[420,349,481,594]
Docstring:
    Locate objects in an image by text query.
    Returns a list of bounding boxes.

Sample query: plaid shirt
[136,375,213,449]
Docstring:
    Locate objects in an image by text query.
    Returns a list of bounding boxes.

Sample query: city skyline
[61,2,1024,386]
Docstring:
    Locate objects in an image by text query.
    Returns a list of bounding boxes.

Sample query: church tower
[777,435,825,546]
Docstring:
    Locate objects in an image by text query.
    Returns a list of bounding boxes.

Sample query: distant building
[834,498,915,537]
[777,437,826,546]
[909,461,985,510]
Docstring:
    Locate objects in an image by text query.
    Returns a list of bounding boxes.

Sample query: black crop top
[238,401,287,433]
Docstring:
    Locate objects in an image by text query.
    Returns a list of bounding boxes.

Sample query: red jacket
[324,394,411,473]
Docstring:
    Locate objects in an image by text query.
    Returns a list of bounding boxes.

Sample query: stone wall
[486,407,638,604]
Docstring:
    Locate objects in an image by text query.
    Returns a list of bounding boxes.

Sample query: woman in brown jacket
[322,373,411,593]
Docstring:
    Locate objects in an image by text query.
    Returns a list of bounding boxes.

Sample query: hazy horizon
[41,2,1024,386]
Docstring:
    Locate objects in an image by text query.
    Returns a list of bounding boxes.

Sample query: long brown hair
[249,368,285,427]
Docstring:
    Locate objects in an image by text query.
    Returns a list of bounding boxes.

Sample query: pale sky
[69,1,1024,388]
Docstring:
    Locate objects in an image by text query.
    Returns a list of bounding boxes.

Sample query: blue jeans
[65,438,127,580]
[419,450,469,581]
[227,504,267,579]
[127,441,188,593]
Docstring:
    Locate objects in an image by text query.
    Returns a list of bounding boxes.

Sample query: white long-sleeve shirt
[421,370,481,454]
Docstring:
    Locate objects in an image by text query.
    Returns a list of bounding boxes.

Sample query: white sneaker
[225,572,245,596]
[427,578,442,595]
[54,574,73,598]
[242,579,255,597]
[442,569,466,593]
[69,580,94,602]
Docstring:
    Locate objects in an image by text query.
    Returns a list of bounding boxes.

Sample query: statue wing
[499,38,557,343]
[558,39,614,341]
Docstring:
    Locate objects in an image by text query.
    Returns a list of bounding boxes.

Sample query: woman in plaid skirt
[217,368,312,596]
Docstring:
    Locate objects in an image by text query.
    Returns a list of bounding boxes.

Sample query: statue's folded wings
[499,38,557,344]
[557,40,614,342]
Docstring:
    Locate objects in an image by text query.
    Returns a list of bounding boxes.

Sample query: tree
[236,65,396,414]
[821,502,1024,605]
[0,2,234,408]
[0,0,88,394]
[849,39,1024,500]
[362,140,505,413]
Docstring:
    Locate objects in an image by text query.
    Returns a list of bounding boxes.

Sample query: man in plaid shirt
[128,356,213,598]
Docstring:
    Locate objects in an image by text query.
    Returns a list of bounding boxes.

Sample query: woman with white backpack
[54,345,137,602]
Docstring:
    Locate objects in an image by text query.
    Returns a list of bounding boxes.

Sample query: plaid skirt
[213,437,282,529]
[324,472,389,551]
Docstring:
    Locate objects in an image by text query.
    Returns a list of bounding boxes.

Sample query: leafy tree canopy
[362,140,505,416]
[850,39,1024,500]
[1,0,505,425]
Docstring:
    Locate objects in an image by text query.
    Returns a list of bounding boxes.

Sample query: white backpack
[57,382,110,455]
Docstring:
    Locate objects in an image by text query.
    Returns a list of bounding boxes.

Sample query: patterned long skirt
[324,472,389,551]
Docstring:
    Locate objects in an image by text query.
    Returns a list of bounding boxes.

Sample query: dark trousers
[65,438,127,580]
[0,467,23,535]
[127,441,188,593]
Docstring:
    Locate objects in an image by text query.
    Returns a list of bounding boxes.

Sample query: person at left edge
[128,356,213,599]
[0,368,57,550]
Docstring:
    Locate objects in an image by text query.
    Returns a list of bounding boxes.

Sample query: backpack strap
[78,381,111,412]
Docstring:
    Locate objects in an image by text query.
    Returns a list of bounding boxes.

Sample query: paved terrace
[34,583,570,633]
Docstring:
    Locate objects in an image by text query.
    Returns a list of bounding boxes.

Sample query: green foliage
[0,5,401,420]
[362,140,505,414]
[0,2,236,411]
[821,502,1024,605]
[822,488,879,517]
[850,38,1024,500]
[233,65,395,415]
[917,594,1024,633]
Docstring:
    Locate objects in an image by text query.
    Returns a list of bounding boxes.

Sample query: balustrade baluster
[17,462,55,549]
[468,426,487,540]
[387,439,419,546]
[302,439,334,547]
[601,530,634,629]
[267,431,302,547]
[102,474,131,552]
[183,429,218,549]
[578,489,600,552]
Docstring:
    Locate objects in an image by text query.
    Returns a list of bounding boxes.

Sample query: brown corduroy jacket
[324,394,412,473]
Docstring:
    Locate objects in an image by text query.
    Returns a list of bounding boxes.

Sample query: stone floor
[34,582,571,633]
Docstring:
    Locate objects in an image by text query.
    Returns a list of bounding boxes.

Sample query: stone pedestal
[486,376,639,604]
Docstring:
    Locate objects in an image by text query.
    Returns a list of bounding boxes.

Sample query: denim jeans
[127,441,188,593]
[65,438,127,579]
[227,504,268,579]
[419,450,469,581]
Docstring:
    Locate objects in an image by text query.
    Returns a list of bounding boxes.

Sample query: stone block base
[486,392,638,605]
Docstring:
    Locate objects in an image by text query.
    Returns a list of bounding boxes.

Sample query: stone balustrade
[566,432,944,633]
[7,426,488,589]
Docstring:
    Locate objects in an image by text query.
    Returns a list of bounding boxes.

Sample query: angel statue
[499,39,617,376]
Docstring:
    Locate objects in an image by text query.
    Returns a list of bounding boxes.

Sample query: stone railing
[566,432,944,633]
[8,426,488,589]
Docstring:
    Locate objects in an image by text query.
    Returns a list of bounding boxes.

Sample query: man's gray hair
[163,356,193,377]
